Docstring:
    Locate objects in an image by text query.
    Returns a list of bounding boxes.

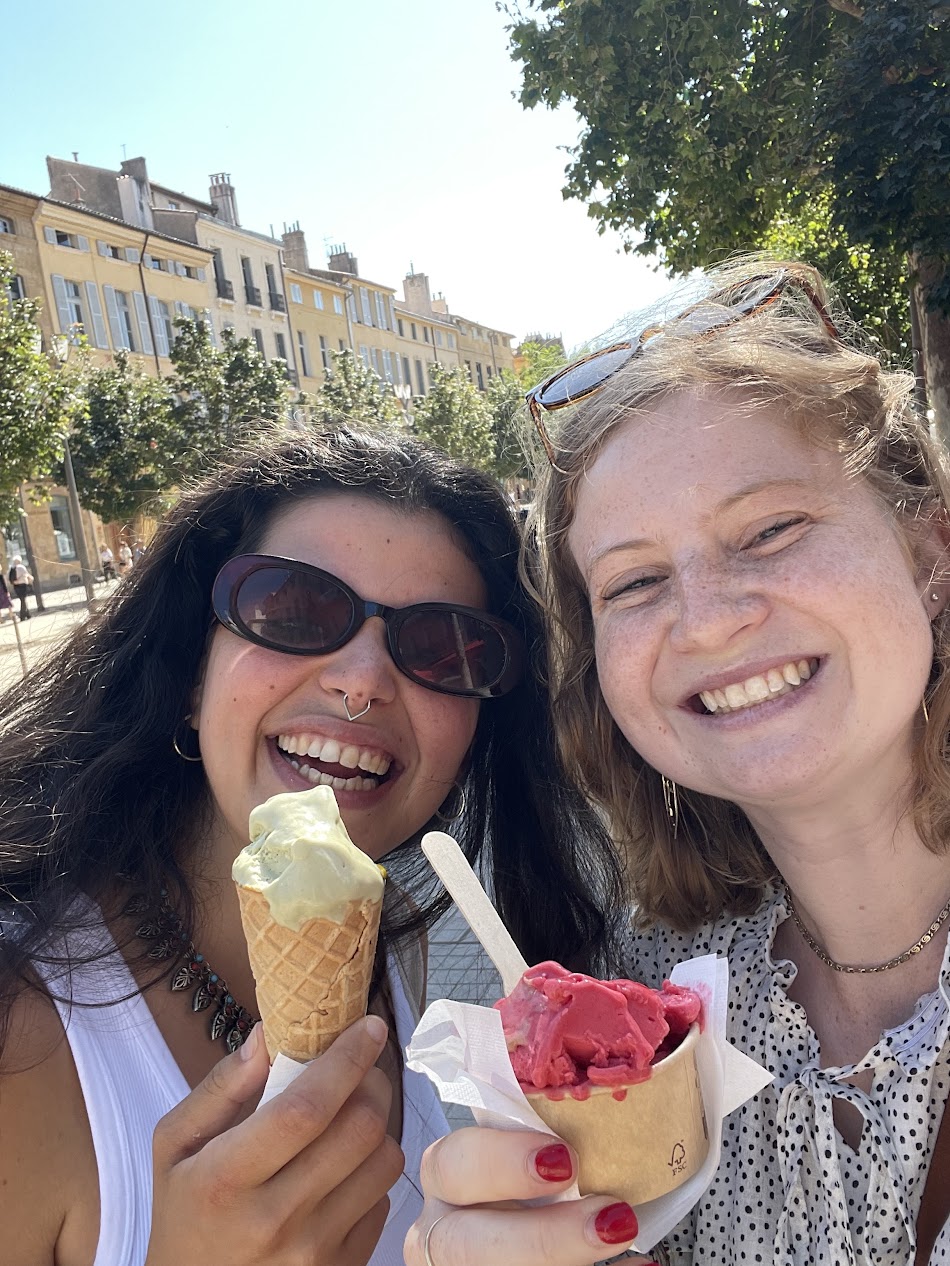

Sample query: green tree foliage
[69,351,179,524]
[506,0,950,417]
[170,319,288,468]
[761,190,910,359]
[486,370,530,479]
[312,348,402,429]
[515,339,567,391]
[411,364,496,471]
[0,252,76,521]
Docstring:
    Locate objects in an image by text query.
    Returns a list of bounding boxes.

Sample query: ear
[913,508,950,620]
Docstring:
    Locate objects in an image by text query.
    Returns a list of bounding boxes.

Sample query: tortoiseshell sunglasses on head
[525,269,842,465]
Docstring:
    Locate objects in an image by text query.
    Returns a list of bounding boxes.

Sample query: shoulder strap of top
[915,1089,950,1266]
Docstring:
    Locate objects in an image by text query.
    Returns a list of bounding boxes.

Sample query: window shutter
[102,286,126,349]
[97,240,109,257]
[142,252,153,268]
[51,274,72,333]
[133,291,154,354]
[44,226,57,245]
[174,301,186,317]
[389,298,397,332]
[176,261,187,277]
[124,247,140,264]
[77,235,90,253]
[147,295,168,357]
[83,282,110,349]
[196,267,205,282]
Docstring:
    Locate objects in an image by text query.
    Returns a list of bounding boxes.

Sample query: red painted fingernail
[533,1142,573,1182]
[593,1201,638,1245]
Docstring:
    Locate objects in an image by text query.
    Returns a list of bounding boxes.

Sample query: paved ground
[0,578,115,693]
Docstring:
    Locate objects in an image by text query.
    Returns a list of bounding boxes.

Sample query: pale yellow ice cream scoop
[233,785,386,1062]
[234,785,385,927]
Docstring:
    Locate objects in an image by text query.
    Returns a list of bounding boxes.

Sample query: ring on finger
[423,1214,447,1266]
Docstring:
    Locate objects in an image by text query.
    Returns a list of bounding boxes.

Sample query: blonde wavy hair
[528,257,950,932]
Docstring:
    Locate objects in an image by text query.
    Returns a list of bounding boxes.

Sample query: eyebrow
[584,477,820,569]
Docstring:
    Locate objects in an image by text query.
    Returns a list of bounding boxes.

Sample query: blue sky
[2,0,671,349]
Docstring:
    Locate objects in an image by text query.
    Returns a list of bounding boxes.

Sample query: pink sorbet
[495,961,702,1092]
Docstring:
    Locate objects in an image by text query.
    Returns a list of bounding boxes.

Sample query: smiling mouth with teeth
[692,659,821,715]
[276,733,394,792]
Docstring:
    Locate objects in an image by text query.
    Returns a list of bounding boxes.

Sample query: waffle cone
[236,885,382,1062]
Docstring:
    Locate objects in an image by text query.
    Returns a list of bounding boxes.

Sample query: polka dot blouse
[623,888,950,1266]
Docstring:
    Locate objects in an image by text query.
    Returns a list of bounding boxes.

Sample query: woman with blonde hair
[409,259,950,1265]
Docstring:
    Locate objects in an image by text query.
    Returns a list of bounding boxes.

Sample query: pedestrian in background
[9,556,32,620]
[99,544,116,582]
[117,541,133,577]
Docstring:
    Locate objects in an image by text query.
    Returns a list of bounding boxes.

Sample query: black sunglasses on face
[526,269,843,465]
[211,554,525,699]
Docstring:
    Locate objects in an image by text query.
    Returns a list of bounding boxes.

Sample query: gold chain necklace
[784,885,950,974]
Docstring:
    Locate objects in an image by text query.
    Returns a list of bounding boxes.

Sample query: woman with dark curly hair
[0,424,622,1266]
[411,259,950,1266]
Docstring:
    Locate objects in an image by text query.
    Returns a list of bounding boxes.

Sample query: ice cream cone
[236,884,382,1062]
[526,1022,707,1206]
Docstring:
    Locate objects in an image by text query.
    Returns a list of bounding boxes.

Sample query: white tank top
[31,911,447,1266]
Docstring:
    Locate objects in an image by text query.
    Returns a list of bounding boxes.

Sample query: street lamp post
[51,335,97,609]
[62,435,97,607]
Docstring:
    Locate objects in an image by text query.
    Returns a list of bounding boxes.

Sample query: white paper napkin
[405,954,773,1254]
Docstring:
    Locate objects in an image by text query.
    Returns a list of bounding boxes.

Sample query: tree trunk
[910,254,950,449]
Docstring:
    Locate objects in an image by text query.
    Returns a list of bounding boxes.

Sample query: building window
[424,327,430,343]
[375,293,388,329]
[397,318,404,337]
[333,295,343,315]
[359,344,371,368]
[297,330,312,376]
[320,335,331,371]
[64,280,85,335]
[252,328,265,356]
[155,300,175,351]
[402,355,411,387]
[411,322,417,340]
[382,349,394,382]
[49,496,77,561]
[448,332,456,350]
[476,362,485,390]
[114,290,137,351]
[313,290,324,310]
[338,338,346,352]
[360,288,373,325]
[274,331,287,362]
[435,329,443,348]
[347,292,359,324]
[144,254,164,270]
[0,217,13,234]
[7,275,24,302]
[371,347,382,374]
[415,359,426,395]
[289,282,303,304]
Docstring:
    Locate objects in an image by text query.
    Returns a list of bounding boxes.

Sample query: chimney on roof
[328,243,358,275]
[403,270,432,317]
[209,173,239,226]
[282,222,309,272]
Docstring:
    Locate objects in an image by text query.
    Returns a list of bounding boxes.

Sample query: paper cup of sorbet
[526,1021,708,1206]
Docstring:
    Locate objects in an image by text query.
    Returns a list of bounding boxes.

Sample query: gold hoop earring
[435,785,466,824]
[662,774,680,839]
[172,714,202,763]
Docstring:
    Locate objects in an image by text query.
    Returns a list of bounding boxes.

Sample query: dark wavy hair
[0,424,623,1054]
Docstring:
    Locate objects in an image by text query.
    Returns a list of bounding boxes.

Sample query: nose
[667,559,770,655]
[315,616,399,713]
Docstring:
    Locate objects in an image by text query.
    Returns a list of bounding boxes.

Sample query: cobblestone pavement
[425,904,502,1130]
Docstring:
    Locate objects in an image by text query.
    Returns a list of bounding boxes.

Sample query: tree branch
[827,0,865,18]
